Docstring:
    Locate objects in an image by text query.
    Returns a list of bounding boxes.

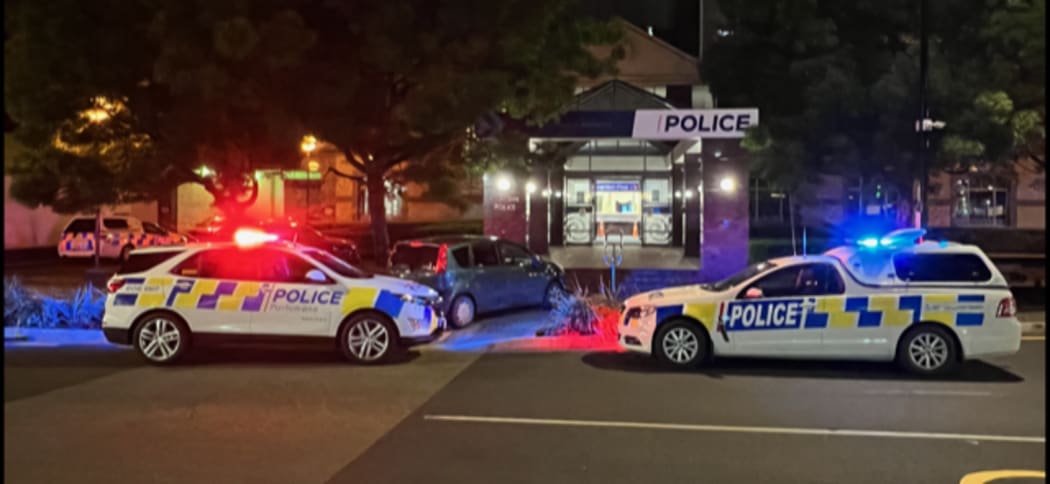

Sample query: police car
[618,229,1022,375]
[59,214,186,261]
[102,228,445,365]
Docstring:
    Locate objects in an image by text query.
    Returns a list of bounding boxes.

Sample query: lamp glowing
[194,165,214,178]
[496,176,512,192]
[307,160,320,172]
[300,135,318,154]
[525,181,537,194]
[719,177,736,192]
[858,237,879,249]
[541,189,551,197]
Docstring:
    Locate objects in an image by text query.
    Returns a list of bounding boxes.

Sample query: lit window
[953,175,1009,226]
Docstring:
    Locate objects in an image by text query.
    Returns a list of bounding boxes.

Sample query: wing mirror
[744,287,764,299]
[305,269,328,283]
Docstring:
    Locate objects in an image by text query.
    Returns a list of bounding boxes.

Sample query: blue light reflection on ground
[4,328,113,348]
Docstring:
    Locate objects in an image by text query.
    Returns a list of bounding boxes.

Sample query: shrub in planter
[4,277,44,328]
[39,284,105,329]
[539,276,629,338]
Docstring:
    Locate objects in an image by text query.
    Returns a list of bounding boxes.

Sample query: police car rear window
[64,219,96,233]
[892,253,993,282]
[118,251,181,274]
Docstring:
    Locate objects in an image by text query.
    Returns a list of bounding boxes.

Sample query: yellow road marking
[959,469,1045,483]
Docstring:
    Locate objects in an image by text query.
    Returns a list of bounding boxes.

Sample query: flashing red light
[108,279,126,293]
[996,297,1017,318]
[435,244,448,273]
[409,241,423,248]
[234,228,278,246]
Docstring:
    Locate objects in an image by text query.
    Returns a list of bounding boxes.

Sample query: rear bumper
[103,327,131,345]
[962,319,1023,359]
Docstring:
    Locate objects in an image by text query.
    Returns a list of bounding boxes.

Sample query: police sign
[632,109,759,139]
[725,299,806,331]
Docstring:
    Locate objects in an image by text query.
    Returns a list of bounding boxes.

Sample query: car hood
[351,274,438,299]
[625,284,725,308]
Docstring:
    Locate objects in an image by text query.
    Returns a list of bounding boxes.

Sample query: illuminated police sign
[632,109,760,139]
[725,299,805,330]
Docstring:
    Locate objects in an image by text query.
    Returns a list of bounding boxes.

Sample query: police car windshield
[302,249,372,278]
[707,262,777,291]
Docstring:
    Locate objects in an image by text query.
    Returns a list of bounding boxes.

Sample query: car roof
[130,241,311,255]
[398,235,496,246]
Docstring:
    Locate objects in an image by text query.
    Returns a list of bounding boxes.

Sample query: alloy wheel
[662,327,700,364]
[908,332,950,370]
[137,318,182,362]
[347,319,390,362]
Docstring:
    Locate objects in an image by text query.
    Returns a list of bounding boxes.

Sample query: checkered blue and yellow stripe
[805,293,986,329]
[651,294,988,330]
[111,278,430,323]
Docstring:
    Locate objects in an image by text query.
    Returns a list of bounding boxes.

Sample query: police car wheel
[447,295,476,329]
[133,312,190,365]
[897,325,958,376]
[654,320,709,369]
[339,313,399,364]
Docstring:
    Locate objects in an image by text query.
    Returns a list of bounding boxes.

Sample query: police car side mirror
[305,269,328,283]
[744,287,763,299]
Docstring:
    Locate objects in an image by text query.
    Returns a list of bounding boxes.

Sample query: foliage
[3,278,104,329]
[704,0,1045,200]
[5,0,623,263]
[538,276,624,338]
[4,277,43,328]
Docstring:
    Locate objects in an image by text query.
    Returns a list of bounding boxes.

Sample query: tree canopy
[703,0,1045,203]
[5,0,622,260]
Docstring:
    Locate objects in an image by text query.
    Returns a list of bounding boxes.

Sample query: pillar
[483,173,527,244]
[671,163,684,246]
[528,167,550,254]
[684,153,702,257]
[549,163,565,246]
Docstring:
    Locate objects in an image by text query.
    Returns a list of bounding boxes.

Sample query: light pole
[916,0,929,228]
[301,135,318,221]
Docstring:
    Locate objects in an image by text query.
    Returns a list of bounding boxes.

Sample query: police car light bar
[857,228,927,250]
[234,228,278,246]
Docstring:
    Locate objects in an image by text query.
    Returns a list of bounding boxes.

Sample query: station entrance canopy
[524,108,759,140]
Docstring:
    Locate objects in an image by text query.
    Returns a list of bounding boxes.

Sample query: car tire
[542,281,566,310]
[896,325,958,376]
[653,319,710,369]
[447,295,476,329]
[133,312,191,365]
[119,244,134,262]
[338,312,400,364]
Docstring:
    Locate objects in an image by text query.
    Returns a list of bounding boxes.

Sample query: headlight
[399,293,440,306]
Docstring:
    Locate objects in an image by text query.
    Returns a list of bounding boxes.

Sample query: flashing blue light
[939,240,948,248]
[858,237,880,248]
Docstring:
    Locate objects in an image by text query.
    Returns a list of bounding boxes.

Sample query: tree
[703,0,1044,219]
[295,0,621,261]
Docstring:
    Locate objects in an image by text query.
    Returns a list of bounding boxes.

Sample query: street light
[301,135,318,221]
[719,176,736,193]
[496,175,512,192]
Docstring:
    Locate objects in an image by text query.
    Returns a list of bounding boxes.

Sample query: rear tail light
[996,297,1017,318]
[108,279,126,293]
[435,245,448,273]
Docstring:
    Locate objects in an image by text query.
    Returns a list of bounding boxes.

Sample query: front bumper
[617,307,655,354]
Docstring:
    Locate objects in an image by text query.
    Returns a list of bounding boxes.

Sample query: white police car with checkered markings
[618,229,1022,375]
[102,229,445,364]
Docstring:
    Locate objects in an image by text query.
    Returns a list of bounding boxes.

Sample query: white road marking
[424,414,1045,444]
[863,389,994,397]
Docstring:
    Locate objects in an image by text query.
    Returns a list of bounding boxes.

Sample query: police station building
[482,19,759,282]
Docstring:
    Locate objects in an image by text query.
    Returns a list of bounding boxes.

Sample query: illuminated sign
[632,109,759,139]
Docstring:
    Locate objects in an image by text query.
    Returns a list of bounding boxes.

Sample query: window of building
[845,178,901,219]
[645,86,667,99]
[361,181,404,219]
[749,178,790,224]
[953,175,1009,226]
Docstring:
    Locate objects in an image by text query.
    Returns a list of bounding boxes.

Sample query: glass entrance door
[594,179,642,245]
[642,177,672,245]
[564,178,594,244]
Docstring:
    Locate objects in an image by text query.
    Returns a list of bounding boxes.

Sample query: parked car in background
[189,215,360,264]
[59,214,188,262]
[388,235,566,328]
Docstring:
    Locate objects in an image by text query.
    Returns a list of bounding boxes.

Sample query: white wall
[4,176,158,250]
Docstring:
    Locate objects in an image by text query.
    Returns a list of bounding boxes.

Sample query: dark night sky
[580,0,717,57]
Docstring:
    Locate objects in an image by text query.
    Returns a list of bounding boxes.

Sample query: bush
[3,278,104,329]
[538,275,625,338]
[4,277,44,328]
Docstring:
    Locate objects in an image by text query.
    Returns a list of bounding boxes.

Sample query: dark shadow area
[179,343,421,366]
[4,346,142,402]
[581,351,1025,383]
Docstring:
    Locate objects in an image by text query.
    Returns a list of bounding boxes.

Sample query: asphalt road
[4,340,1045,484]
